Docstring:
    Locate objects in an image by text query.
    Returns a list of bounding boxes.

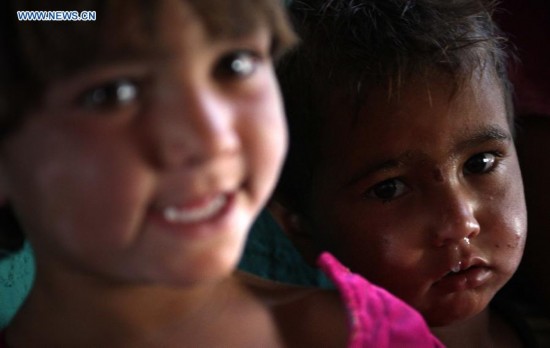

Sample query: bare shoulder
[236,271,349,347]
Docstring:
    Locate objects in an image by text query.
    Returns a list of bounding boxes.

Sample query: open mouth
[435,264,492,291]
[445,265,477,278]
[162,194,229,224]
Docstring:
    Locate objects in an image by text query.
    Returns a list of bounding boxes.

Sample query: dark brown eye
[80,79,138,109]
[366,178,408,202]
[464,153,496,174]
[215,51,258,78]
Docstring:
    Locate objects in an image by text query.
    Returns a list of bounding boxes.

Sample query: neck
[7,267,249,346]
[431,308,493,348]
[430,307,522,348]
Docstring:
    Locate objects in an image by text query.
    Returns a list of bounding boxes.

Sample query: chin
[136,250,241,288]
[424,302,487,328]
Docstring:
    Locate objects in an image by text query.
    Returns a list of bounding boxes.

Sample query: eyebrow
[453,125,511,154]
[346,152,415,187]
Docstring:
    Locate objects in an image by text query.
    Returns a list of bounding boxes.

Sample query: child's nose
[431,186,481,247]
[151,84,240,168]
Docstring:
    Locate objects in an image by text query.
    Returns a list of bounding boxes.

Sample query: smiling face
[0,0,287,286]
[306,71,526,326]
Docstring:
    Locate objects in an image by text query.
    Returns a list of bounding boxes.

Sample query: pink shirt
[318,252,444,347]
[0,253,443,347]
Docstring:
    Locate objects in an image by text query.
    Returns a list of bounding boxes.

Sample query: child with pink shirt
[270,0,528,346]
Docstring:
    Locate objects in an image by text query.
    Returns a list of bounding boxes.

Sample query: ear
[268,199,321,266]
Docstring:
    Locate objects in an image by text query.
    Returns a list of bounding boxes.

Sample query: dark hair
[0,0,295,255]
[276,0,513,213]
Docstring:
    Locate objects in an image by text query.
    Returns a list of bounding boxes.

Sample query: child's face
[0,1,287,286]
[306,72,526,326]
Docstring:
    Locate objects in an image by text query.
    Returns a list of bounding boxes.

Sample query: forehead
[331,70,505,131]
[317,71,509,170]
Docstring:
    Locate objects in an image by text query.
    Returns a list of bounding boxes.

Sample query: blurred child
[273,0,529,346]
[0,0,442,346]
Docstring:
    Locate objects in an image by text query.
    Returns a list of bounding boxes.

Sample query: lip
[148,192,235,238]
[434,258,492,293]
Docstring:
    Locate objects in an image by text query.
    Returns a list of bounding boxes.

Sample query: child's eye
[463,152,498,174]
[80,79,139,109]
[215,51,259,78]
[365,178,408,202]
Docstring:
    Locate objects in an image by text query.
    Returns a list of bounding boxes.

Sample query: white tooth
[163,195,227,223]
[451,261,462,273]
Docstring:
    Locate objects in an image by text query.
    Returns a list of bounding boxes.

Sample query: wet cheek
[487,177,527,266]
[492,219,525,280]
[504,168,527,248]
[510,212,527,245]
[490,202,527,249]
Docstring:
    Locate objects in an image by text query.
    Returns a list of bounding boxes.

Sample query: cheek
[9,133,150,249]
[483,160,527,266]
[492,202,526,253]
[502,160,527,243]
[240,84,287,204]
[313,200,422,277]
